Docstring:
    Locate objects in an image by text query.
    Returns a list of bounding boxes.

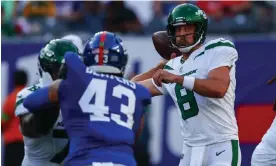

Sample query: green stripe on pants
[231,140,239,166]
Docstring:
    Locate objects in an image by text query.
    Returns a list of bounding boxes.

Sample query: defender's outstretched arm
[23,80,62,112]
[19,80,62,137]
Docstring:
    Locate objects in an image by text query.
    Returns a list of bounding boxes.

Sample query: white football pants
[178,140,241,166]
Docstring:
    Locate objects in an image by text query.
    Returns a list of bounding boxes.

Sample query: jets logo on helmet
[45,51,54,57]
[38,39,79,83]
[195,10,207,19]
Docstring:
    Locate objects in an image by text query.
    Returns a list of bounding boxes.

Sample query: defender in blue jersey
[23,32,151,166]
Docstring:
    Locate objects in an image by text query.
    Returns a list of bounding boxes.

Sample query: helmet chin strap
[178,34,203,53]
[39,71,53,86]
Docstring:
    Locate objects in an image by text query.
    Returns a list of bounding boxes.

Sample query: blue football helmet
[83,31,128,76]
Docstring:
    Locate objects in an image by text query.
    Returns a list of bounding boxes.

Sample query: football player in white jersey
[132,3,241,166]
[251,78,276,166]
[14,38,81,166]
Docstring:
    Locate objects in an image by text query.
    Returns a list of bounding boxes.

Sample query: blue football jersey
[58,52,151,166]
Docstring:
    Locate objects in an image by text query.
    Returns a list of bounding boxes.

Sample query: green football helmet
[38,39,79,84]
[167,3,208,53]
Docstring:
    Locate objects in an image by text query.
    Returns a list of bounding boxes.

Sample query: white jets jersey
[154,38,239,146]
[261,115,276,149]
[15,81,68,166]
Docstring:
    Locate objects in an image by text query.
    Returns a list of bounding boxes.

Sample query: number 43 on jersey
[79,78,136,129]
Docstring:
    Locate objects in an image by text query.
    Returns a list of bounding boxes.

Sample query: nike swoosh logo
[216,150,226,156]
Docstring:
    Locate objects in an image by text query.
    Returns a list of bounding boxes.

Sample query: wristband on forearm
[182,76,195,91]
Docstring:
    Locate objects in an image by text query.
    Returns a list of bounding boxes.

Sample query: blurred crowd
[2,1,276,37]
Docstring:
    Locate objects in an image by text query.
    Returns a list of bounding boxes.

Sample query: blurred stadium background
[1,1,276,166]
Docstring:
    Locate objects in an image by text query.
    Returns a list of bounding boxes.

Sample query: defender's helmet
[82,31,128,76]
[38,39,79,84]
[167,3,208,53]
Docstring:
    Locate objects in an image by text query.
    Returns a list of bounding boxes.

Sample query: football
[152,31,181,60]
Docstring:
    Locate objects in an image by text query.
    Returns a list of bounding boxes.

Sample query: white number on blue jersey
[78,78,136,129]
